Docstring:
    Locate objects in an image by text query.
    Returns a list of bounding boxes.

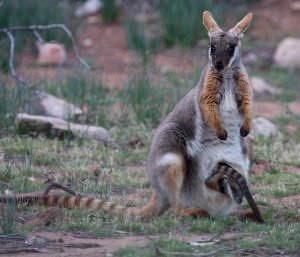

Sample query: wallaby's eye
[210,45,216,53]
[228,47,235,55]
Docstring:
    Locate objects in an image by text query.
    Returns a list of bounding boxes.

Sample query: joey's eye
[228,47,235,55]
[210,45,216,53]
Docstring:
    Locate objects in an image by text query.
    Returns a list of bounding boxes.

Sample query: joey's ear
[202,11,223,35]
[229,13,252,37]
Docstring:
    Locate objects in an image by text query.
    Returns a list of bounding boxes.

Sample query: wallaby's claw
[216,128,228,140]
[240,124,250,137]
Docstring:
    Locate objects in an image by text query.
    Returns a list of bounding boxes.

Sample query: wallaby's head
[202,11,252,72]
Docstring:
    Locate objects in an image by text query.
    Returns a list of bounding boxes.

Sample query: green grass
[102,0,119,23]
[0,115,299,254]
[124,75,181,126]
[0,82,30,130]
[0,192,16,234]
[125,18,159,66]
[252,66,299,103]
[156,0,216,48]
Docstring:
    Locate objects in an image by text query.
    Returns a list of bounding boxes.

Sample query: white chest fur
[188,83,248,179]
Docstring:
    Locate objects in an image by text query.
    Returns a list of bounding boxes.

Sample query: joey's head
[202,11,252,73]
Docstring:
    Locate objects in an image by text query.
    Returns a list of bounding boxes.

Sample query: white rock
[250,76,282,95]
[273,38,300,68]
[37,43,66,65]
[16,113,109,144]
[28,90,83,120]
[251,117,282,138]
[75,0,102,18]
[291,1,300,11]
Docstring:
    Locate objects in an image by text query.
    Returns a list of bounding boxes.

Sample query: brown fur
[234,71,252,137]
[200,70,227,140]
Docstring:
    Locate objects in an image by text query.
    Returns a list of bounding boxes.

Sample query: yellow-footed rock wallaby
[1,11,263,223]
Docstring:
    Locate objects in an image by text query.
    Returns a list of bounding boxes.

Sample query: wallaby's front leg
[235,71,252,137]
[200,70,227,140]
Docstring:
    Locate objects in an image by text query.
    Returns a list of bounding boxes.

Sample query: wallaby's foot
[233,208,264,223]
[205,171,243,204]
[174,207,209,218]
[216,128,228,140]
[240,122,250,137]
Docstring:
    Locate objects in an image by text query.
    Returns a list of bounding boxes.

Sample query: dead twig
[0,24,90,88]
[43,182,81,196]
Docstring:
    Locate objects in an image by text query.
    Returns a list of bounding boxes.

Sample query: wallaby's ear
[229,13,252,35]
[202,11,223,35]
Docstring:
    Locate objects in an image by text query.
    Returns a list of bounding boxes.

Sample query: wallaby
[0,11,261,222]
[205,162,264,223]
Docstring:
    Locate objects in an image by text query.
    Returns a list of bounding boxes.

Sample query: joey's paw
[216,129,227,140]
[240,124,250,137]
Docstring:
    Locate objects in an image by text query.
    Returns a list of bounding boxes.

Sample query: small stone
[57,238,64,243]
[82,38,94,48]
[75,0,102,18]
[86,15,100,24]
[288,102,300,116]
[37,43,66,65]
[251,163,268,176]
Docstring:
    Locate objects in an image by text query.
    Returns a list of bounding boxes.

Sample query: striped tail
[0,195,136,218]
[214,162,265,224]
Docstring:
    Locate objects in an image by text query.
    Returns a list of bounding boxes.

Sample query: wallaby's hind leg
[162,160,209,218]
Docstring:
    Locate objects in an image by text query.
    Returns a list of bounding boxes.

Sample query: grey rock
[251,117,282,138]
[274,38,300,68]
[17,113,109,144]
[250,76,282,95]
[27,90,82,120]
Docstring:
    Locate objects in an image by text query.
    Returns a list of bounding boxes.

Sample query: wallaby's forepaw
[240,123,250,137]
[216,128,227,140]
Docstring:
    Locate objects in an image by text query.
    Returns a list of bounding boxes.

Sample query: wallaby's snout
[214,61,224,71]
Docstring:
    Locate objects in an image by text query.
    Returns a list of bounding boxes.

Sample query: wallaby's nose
[214,62,224,71]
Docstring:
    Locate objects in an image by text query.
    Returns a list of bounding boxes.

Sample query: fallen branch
[43,182,81,197]
[0,24,90,88]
